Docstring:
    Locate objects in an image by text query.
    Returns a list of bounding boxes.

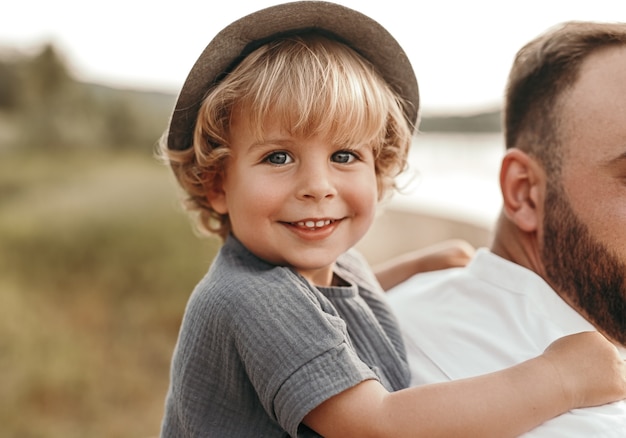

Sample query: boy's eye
[332,150,358,164]
[265,151,292,165]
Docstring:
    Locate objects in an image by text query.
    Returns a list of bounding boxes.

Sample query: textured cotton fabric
[161,235,410,437]
[388,248,626,437]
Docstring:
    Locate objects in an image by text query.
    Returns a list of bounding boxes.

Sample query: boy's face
[208,112,379,286]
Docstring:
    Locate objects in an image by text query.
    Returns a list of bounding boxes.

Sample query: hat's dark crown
[166,1,419,151]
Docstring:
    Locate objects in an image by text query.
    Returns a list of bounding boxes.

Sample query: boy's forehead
[230,107,375,148]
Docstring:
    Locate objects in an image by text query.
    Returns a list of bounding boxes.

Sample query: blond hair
[160,33,414,240]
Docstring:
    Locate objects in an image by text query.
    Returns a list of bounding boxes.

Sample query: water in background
[390,132,505,228]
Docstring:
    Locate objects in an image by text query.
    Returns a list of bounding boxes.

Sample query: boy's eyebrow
[247,137,296,150]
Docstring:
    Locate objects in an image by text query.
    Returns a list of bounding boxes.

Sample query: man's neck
[555,292,626,356]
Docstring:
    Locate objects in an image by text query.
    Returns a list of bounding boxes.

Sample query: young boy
[158,2,626,437]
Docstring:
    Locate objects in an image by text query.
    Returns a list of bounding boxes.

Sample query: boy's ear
[205,175,228,215]
[499,148,544,233]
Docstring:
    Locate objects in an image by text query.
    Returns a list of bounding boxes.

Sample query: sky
[1,1,624,115]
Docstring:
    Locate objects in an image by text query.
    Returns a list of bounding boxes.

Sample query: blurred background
[1,1,623,437]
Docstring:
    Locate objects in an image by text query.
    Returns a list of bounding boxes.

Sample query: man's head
[497,21,626,344]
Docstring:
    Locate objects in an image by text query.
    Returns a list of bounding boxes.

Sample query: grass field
[0,149,221,437]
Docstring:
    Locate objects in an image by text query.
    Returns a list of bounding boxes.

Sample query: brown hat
[166,1,419,151]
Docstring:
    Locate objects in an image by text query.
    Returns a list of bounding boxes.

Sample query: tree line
[0,43,174,152]
[0,42,502,155]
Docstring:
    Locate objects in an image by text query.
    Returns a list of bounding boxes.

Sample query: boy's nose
[296,165,337,201]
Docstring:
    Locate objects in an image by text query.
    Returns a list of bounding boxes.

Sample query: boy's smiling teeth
[295,219,332,229]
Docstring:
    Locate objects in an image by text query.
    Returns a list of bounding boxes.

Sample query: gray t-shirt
[161,235,410,437]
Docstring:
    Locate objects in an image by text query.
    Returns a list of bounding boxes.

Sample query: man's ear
[499,148,544,233]
[205,174,228,215]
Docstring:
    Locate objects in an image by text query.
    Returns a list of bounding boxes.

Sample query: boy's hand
[375,239,475,291]
[413,239,475,273]
[543,331,626,409]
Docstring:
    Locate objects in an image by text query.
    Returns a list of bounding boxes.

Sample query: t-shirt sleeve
[215,266,377,437]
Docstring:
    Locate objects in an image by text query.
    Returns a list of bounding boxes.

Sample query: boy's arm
[373,239,475,291]
[304,331,626,438]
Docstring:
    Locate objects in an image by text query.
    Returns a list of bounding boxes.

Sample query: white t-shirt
[388,248,626,437]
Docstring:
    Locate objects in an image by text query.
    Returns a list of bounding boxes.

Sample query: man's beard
[541,184,626,345]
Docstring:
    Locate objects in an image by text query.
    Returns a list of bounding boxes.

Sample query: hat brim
[166,0,419,150]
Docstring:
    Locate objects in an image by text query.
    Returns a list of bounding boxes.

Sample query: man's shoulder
[386,264,467,303]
